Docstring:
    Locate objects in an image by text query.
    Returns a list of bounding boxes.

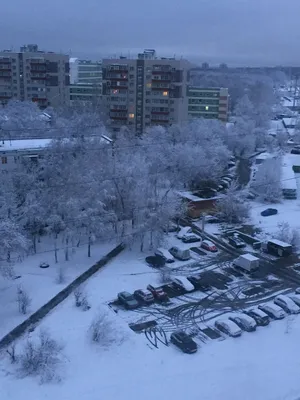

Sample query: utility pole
[293,74,299,109]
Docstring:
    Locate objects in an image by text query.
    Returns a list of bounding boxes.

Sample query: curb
[0,243,125,350]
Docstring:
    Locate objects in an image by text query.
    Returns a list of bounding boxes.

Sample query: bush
[16,285,32,315]
[88,310,123,347]
[275,222,300,248]
[18,329,64,383]
[74,286,90,310]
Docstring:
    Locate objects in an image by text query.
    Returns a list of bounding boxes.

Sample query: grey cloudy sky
[1,0,300,66]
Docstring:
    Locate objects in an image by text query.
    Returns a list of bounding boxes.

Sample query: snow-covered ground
[0,239,116,339]
[1,249,300,400]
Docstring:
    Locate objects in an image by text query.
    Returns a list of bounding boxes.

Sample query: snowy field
[1,250,300,400]
[0,238,116,339]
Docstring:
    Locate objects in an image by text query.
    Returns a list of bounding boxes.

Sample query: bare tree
[17,285,32,315]
[158,267,172,284]
[275,222,300,248]
[18,328,64,383]
[55,265,66,284]
[6,343,17,363]
[216,182,249,223]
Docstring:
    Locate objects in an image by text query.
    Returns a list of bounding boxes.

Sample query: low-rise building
[0,138,52,172]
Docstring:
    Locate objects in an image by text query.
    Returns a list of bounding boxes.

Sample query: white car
[155,248,175,263]
[215,319,242,337]
[229,313,257,332]
[177,227,193,239]
[274,295,300,314]
[288,294,300,308]
[172,277,195,292]
[258,303,285,320]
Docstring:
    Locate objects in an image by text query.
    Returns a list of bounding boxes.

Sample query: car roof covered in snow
[218,319,241,331]
[248,308,268,318]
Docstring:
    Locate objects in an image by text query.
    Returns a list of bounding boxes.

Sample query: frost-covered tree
[251,157,282,202]
[216,182,249,223]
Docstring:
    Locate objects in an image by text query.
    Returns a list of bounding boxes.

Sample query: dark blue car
[261,208,278,217]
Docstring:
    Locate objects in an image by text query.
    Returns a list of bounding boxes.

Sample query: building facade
[69,58,102,106]
[69,83,102,105]
[186,86,229,122]
[102,49,191,134]
[0,44,69,109]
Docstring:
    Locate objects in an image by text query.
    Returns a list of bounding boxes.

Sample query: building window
[129,113,135,119]
[162,91,168,96]
[205,106,209,110]
[1,156,7,164]
[146,83,151,88]
[146,91,150,96]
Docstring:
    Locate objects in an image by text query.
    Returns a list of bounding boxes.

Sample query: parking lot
[106,225,300,350]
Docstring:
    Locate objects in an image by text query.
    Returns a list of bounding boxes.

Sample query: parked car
[155,248,175,263]
[220,179,230,188]
[145,255,165,268]
[117,291,139,309]
[258,303,285,319]
[228,314,257,332]
[260,208,278,217]
[170,331,198,354]
[163,223,178,233]
[246,191,257,200]
[172,277,195,292]
[214,319,242,337]
[146,284,168,301]
[203,215,220,223]
[133,289,154,304]
[177,227,193,239]
[169,246,191,261]
[291,148,300,155]
[187,274,210,291]
[274,295,300,314]
[244,309,270,326]
[182,234,201,243]
[201,240,218,252]
[228,236,246,248]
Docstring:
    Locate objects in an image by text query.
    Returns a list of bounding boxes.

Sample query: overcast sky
[1,0,300,66]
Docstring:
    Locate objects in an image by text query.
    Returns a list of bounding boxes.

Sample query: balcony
[106,74,128,80]
[151,110,169,115]
[30,59,46,64]
[110,116,127,121]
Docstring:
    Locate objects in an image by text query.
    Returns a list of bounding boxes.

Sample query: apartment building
[186,86,229,122]
[102,49,191,133]
[69,58,102,105]
[0,44,70,109]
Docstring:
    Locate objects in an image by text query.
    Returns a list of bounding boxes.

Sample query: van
[169,246,191,261]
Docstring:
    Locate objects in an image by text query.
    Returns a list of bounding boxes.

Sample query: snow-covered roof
[281,158,297,190]
[0,139,52,152]
[176,191,221,202]
[256,152,274,161]
[283,117,297,126]
[240,253,259,261]
[268,239,292,248]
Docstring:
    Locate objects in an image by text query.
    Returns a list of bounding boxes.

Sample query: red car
[147,284,168,301]
[201,240,218,252]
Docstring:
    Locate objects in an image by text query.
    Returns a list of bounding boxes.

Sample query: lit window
[205,106,209,110]
[146,83,151,88]
[163,91,168,96]
[129,113,135,119]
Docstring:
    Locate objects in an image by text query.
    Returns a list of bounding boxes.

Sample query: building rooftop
[0,139,52,152]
